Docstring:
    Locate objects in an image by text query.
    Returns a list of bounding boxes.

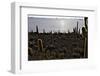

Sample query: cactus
[68,30,70,33]
[43,29,45,33]
[36,25,39,34]
[77,21,79,33]
[79,29,80,34]
[72,21,79,34]
[73,28,75,33]
[82,17,88,58]
[37,39,44,52]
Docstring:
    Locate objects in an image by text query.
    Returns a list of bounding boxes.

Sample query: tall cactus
[43,29,45,33]
[79,29,80,34]
[82,17,88,58]
[36,25,39,34]
[77,21,79,34]
[37,39,44,52]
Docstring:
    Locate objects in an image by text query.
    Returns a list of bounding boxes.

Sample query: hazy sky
[28,16,84,33]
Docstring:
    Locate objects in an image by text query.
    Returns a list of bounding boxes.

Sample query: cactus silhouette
[82,17,88,58]
[37,39,44,52]
[43,29,45,33]
[77,21,79,33]
[68,30,70,33]
[79,29,80,34]
[36,25,39,34]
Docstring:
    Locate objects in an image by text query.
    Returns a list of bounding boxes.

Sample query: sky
[28,16,84,33]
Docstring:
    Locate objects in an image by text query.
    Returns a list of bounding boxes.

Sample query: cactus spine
[82,17,88,58]
[37,39,44,52]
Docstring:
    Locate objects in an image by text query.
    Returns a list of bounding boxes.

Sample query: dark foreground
[28,32,88,61]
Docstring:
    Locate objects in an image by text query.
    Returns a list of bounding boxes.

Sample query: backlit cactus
[43,29,45,33]
[36,25,39,34]
[37,39,44,52]
[82,17,88,58]
[73,21,80,34]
